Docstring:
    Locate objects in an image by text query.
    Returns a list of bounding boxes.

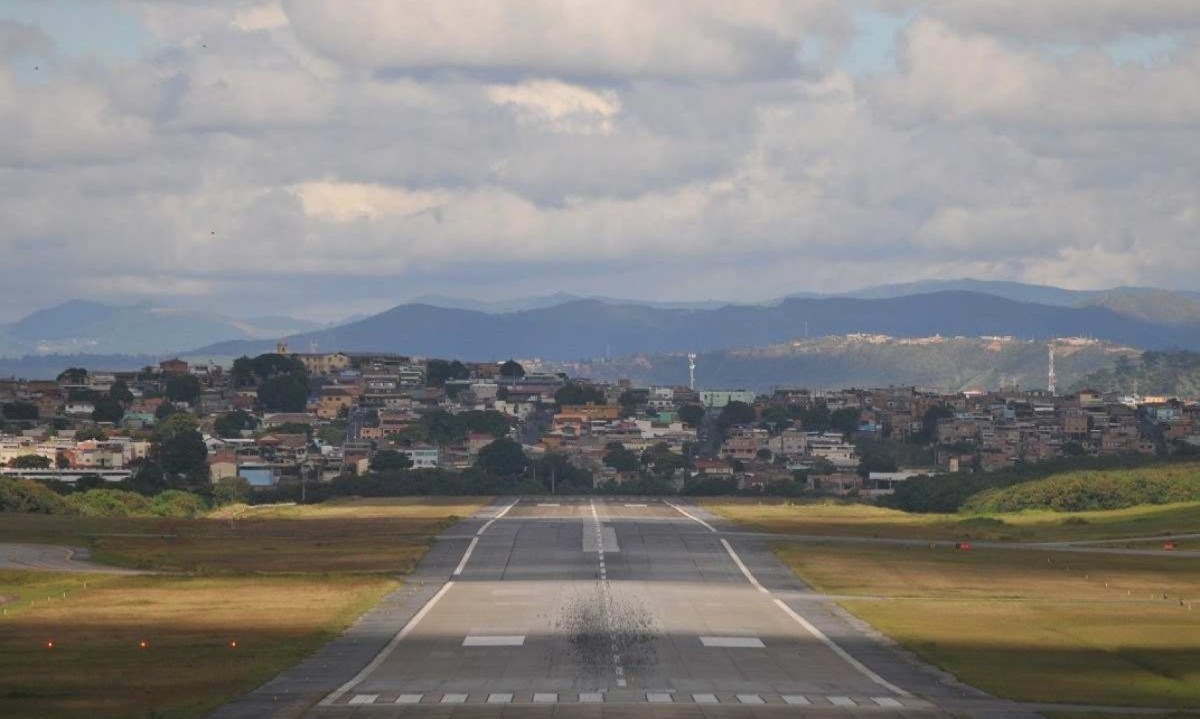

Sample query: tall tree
[499,360,526,378]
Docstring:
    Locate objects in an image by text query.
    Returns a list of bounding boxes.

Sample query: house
[467,433,496,456]
[402,446,439,469]
[159,358,189,376]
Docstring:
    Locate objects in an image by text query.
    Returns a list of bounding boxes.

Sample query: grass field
[704,498,1200,543]
[775,543,1200,707]
[0,497,487,718]
[2,496,486,574]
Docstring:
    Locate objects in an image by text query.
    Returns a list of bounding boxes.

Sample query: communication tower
[688,353,697,391]
[1047,343,1057,395]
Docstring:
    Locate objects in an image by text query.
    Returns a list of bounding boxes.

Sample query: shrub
[151,490,209,518]
[0,477,69,514]
[67,489,153,517]
[963,463,1200,513]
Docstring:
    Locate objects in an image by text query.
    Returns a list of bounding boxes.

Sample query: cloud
[487,80,621,134]
[282,0,850,80]
[875,19,1200,128]
[1,0,1199,323]
[876,0,1200,43]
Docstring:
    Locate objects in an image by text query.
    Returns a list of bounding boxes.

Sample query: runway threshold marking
[700,636,765,648]
[320,501,515,706]
[664,500,718,532]
[318,579,457,706]
[720,539,913,698]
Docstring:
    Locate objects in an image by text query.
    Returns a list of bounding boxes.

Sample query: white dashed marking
[348,694,377,705]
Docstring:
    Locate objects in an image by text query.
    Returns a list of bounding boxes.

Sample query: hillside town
[2,345,1199,498]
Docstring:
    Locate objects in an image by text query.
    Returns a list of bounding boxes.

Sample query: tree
[155,402,179,421]
[603,444,640,472]
[756,448,774,462]
[91,396,125,424]
[716,401,756,434]
[677,404,705,427]
[56,367,88,384]
[152,414,209,485]
[426,359,470,388]
[212,476,252,506]
[2,402,39,421]
[258,375,309,412]
[75,427,108,441]
[371,450,414,472]
[555,382,606,406]
[462,410,511,438]
[618,389,646,410]
[108,380,134,404]
[915,404,955,444]
[9,454,52,469]
[499,360,526,378]
[165,374,202,404]
[830,407,862,437]
[316,422,346,446]
[476,437,528,478]
[214,410,258,438]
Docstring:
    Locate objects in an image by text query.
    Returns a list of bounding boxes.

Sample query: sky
[1,0,1198,322]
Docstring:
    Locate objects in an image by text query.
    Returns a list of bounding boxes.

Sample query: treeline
[888,455,1200,513]
[0,478,210,518]
[1072,350,1200,397]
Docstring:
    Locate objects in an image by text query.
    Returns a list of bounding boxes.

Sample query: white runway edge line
[319,500,517,706]
[453,537,479,576]
[719,539,912,698]
[318,580,456,706]
[477,499,519,535]
[664,500,717,532]
[720,539,769,594]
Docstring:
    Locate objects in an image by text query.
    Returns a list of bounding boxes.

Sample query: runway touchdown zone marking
[463,635,525,647]
[700,636,765,648]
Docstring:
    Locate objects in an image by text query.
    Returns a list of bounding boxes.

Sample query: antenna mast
[1047,343,1057,395]
[687,353,697,391]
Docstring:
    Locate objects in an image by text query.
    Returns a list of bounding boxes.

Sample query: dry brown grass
[0,571,395,719]
[0,496,487,718]
[705,498,1200,543]
[776,543,1200,706]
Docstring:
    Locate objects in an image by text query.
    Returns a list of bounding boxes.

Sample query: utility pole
[551,464,557,495]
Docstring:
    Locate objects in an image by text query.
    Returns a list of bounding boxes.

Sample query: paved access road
[0,543,141,573]
[210,498,1004,718]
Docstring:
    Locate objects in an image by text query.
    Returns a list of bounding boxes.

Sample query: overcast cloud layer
[0,0,1198,321]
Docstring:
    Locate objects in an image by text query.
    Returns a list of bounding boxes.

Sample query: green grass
[704,498,1200,543]
[0,497,488,718]
[775,543,1200,707]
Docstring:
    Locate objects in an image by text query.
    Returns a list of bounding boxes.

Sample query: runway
[226,497,967,718]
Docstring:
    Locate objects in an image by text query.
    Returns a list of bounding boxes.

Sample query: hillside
[568,336,1136,392]
[191,291,1197,361]
[0,300,321,358]
[1071,351,1200,397]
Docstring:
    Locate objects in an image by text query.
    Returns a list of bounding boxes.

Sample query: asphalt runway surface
[212,498,1017,718]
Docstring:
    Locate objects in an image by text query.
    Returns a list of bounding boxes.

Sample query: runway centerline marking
[665,500,717,532]
[720,537,913,698]
[590,499,628,688]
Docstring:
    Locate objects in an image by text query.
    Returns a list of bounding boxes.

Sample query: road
[0,543,141,573]
[212,498,1003,718]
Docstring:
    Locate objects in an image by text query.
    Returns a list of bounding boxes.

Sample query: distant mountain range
[191,290,1200,362]
[0,300,324,358]
[7,279,1200,365]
